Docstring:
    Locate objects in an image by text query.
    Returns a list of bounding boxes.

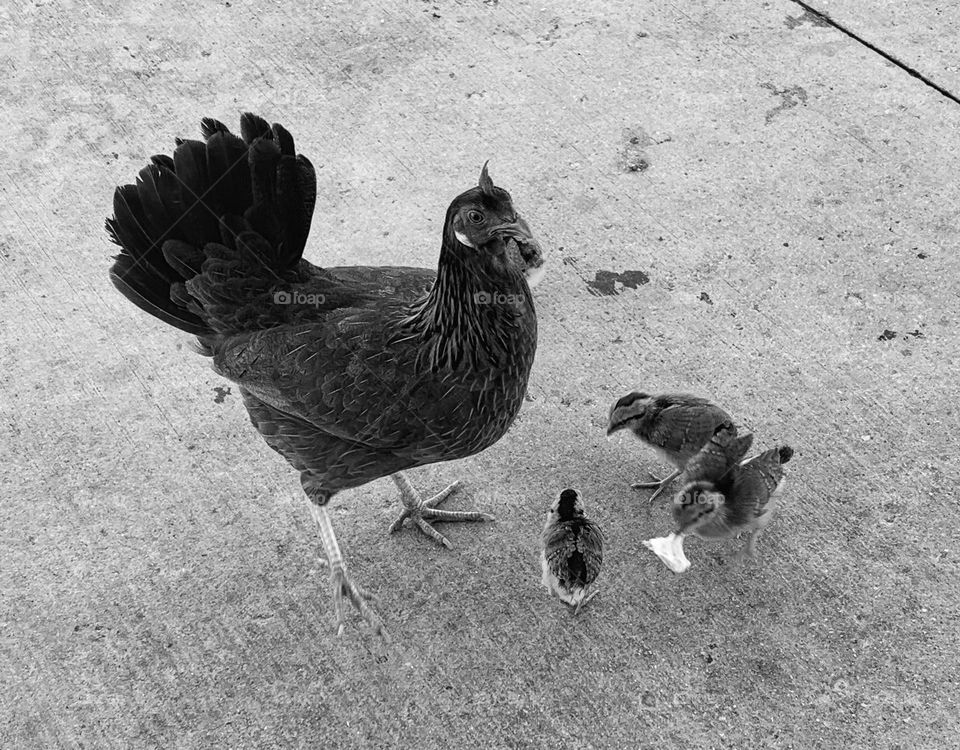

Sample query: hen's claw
[388,474,494,548]
[328,563,386,638]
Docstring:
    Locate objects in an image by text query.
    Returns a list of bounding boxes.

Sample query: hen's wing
[327,266,435,304]
[210,306,499,454]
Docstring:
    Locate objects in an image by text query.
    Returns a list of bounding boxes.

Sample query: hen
[606,391,735,502]
[107,113,544,635]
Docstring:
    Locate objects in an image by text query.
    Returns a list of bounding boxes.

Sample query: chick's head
[606,391,653,436]
[547,488,585,523]
[673,481,724,533]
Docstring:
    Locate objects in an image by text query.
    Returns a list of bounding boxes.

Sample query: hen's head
[444,163,545,286]
[672,481,725,533]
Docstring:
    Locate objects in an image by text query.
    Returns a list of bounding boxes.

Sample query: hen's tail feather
[107,113,317,336]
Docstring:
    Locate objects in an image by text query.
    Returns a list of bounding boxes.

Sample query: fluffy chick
[674,444,794,560]
[540,489,604,614]
[642,424,753,573]
[607,392,736,502]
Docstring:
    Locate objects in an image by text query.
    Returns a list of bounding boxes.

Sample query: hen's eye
[466,210,484,224]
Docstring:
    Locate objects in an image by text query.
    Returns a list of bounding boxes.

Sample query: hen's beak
[495,216,546,287]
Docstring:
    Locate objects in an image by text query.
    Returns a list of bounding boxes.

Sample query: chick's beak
[605,417,624,438]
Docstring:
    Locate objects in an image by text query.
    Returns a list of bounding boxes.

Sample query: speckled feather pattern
[680,426,754,495]
[683,447,791,540]
[632,395,735,468]
[541,516,604,602]
[724,448,789,526]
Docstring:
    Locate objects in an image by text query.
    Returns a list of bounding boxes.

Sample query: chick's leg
[309,503,386,638]
[631,469,681,503]
[743,528,763,559]
[388,472,494,549]
[572,589,599,616]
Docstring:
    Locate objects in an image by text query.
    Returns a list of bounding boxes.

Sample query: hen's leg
[388,472,494,548]
[309,503,386,638]
[631,469,681,503]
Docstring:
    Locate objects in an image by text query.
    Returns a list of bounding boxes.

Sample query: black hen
[107,114,544,635]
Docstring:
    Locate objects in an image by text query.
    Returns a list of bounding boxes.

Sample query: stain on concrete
[587,269,650,296]
[877,329,897,341]
[213,386,232,404]
[621,128,651,172]
[619,126,671,173]
[699,291,713,305]
[785,9,830,29]
[761,83,808,124]
[539,17,562,44]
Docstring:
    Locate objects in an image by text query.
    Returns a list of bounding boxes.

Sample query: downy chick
[676,445,793,558]
[642,424,752,572]
[606,392,736,502]
[541,489,604,614]
[645,435,792,572]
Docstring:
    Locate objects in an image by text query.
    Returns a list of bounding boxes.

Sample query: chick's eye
[466,210,484,224]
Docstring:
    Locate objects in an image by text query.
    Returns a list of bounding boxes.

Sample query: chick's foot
[388,472,494,548]
[631,469,681,503]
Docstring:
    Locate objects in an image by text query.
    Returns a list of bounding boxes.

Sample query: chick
[606,392,736,502]
[645,441,793,572]
[642,424,752,573]
[676,445,794,558]
[540,489,604,614]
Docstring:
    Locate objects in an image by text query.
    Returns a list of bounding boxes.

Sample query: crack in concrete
[790,0,960,106]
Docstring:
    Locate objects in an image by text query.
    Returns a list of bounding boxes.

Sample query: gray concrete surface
[2,0,958,747]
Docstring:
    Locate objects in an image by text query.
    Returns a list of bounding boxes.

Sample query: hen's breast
[394,318,537,464]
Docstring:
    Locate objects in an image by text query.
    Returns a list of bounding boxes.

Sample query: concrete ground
[2,0,958,747]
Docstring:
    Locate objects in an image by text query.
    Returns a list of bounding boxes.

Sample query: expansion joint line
[791,0,960,106]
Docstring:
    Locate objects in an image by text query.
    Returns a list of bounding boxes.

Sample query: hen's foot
[631,469,681,504]
[327,561,385,638]
[388,473,494,549]
[309,504,386,638]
